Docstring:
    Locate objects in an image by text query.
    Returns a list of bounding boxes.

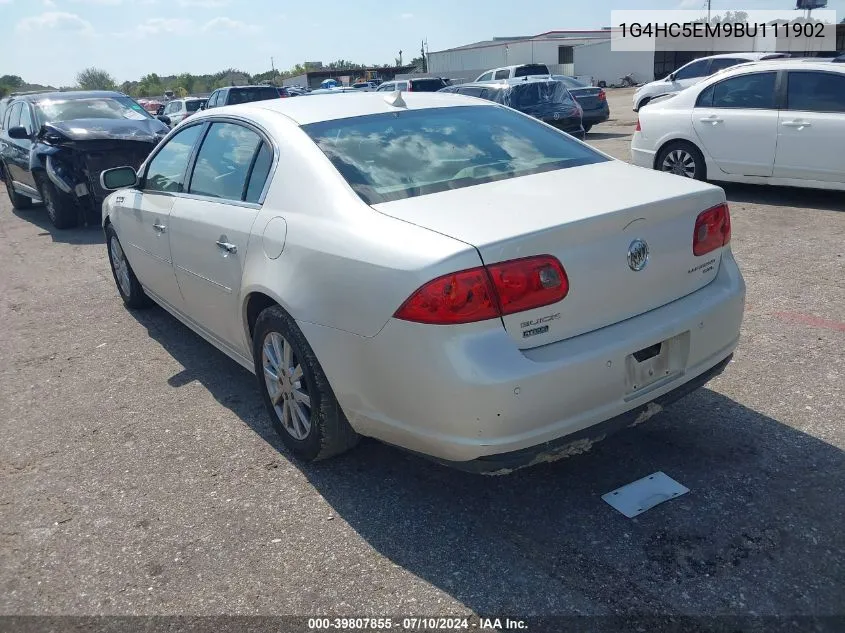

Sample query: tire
[253,305,359,462]
[656,141,707,181]
[105,224,153,309]
[3,167,33,210]
[39,178,78,229]
[583,124,593,134]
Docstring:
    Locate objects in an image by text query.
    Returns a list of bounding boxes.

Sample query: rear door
[168,120,275,353]
[774,70,845,183]
[692,70,779,176]
[116,122,206,309]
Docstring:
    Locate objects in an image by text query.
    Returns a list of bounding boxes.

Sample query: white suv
[633,53,788,111]
[162,98,204,127]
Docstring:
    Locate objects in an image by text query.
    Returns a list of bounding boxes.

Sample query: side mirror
[156,115,171,126]
[101,166,138,191]
[667,73,676,82]
[8,126,31,140]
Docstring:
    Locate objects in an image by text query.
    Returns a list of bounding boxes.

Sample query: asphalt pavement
[1,88,843,632]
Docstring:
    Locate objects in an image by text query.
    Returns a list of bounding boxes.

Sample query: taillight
[635,118,641,132]
[693,203,731,256]
[598,89,606,101]
[406,83,412,92]
[393,267,498,324]
[394,256,569,325]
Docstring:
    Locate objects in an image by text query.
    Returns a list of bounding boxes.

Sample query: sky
[1,0,842,87]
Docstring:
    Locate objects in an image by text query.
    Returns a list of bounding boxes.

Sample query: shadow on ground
[133,306,845,621]
[11,204,104,245]
[720,182,845,212]
[586,131,631,141]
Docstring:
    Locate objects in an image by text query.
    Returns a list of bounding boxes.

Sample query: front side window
[787,71,845,113]
[705,71,777,109]
[34,96,153,124]
[478,72,494,81]
[396,82,409,91]
[18,104,34,135]
[188,122,263,201]
[144,124,204,193]
[673,59,710,81]
[6,103,22,131]
[377,83,394,92]
[206,92,219,108]
[303,105,608,205]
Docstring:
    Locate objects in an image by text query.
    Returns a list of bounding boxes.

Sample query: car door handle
[153,222,166,233]
[216,240,237,254]
[699,116,723,124]
[782,120,811,129]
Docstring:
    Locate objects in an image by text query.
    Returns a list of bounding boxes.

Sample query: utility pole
[399,50,403,66]
[271,56,276,84]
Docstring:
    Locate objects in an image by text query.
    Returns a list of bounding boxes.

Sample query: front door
[774,70,845,183]
[692,70,779,177]
[169,121,274,355]
[118,122,206,309]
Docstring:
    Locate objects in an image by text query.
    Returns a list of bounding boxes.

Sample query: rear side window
[227,87,279,105]
[708,58,742,74]
[494,69,510,80]
[189,122,263,201]
[478,72,494,81]
[244,142,274,203]
[786,71,845,113]
[302,105,608,205]
[673,59,710,80]
[410,78,446,92]
[514,64,550,77]
[145,124,204,192]
[186,101,202,112]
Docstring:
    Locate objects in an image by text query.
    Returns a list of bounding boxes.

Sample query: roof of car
[207,92,494,126]
[726,59,845,72]
[705,52,789,60]
[15,90,128,102]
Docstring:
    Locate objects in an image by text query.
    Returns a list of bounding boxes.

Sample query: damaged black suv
[0,91,169,229]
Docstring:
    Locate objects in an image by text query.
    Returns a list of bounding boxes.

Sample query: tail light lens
[635,118,641,132]
[598,89,606,101]
[693,203,731,256]
[394,256,569,325]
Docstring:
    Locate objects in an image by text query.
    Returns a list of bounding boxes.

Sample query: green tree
[76,67,117,90]
[176,72,196,95]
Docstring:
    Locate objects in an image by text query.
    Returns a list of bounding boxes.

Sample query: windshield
[34,96,152,124]
[303,105,607,205]
[514,64,550,77]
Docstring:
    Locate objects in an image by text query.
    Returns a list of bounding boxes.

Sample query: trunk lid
[569,87,603,111]
[372,160,726,349]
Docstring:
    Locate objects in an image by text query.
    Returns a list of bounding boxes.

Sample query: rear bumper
[581,106,610,126]
[301,250,745,464]
[631,138,657,169]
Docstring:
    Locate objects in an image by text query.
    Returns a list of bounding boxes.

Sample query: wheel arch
[652,136,706,171]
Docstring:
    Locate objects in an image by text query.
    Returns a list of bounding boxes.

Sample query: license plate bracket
[625,331,690,398]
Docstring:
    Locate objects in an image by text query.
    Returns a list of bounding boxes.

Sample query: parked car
[352,82,376,92]
[161,97,205,127]
[441,78,585,139]
[99,92,743,472]
[277,87,301,98]
[0,90,169,228]
[375,77,450,92]
[205,85,280,109]
[551,75,609,133]
[633,52,789,111]
[631,60,845,191]
[475,64,551,82]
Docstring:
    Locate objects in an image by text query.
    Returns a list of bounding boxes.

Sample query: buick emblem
[627,239,649,271]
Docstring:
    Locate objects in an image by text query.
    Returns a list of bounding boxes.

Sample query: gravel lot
[1,88,843,631]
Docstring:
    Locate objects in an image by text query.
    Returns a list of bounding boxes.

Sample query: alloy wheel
[661,149,696,178]
[261,331,312,440]
[109,235,132,297]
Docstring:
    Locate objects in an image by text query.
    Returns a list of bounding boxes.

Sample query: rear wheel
[3,167,33,210]
[253,305,359,462]
[583,124,593,134]
[39,178,78,229]
[657,141,706,181]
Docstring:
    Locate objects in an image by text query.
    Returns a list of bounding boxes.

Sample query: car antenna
[384,89,407,108]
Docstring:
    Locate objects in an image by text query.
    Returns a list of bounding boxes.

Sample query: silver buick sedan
[101,92,745,473]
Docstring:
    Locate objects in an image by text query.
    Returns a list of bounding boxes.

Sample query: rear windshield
[34,96,153,124]
[514,64,550,77]
[553,75,587,89]
[185,100,203,112]
[303,106,607,205]
[500,82,576,110]
[410,78,446,92]
[227,87,279,105]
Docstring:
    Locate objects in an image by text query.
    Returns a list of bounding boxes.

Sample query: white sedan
[100,92,745,472]
[632,60,845,191]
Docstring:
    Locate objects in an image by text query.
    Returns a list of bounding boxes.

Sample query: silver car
[100,93,744,472]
